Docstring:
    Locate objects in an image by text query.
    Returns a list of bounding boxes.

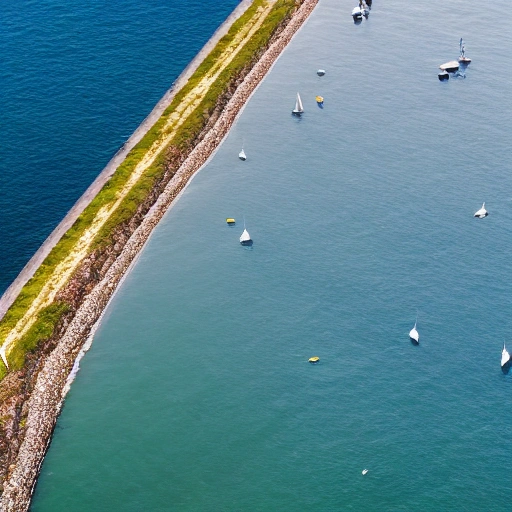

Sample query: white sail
[240,229,251,243]
[239,148,246,161]
[474,202,488,218]
[501,343,510,368]
[293,92,304,114]
[297,93,304,112]
[409,315,419,343]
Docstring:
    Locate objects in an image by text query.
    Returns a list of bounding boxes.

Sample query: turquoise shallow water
[32,0,512,510]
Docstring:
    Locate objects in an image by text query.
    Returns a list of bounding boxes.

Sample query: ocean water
[28,0,512,510]
[0,0,238,295]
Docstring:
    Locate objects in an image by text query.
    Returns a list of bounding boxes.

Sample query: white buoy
[474,202,488,218]
[362,469,369,475]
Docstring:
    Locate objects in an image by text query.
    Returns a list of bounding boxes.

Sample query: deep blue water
[0,0,238,295]
[8,0,512,510]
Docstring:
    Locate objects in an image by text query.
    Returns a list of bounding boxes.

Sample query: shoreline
[0,0,318,509]
[0,0,252,322]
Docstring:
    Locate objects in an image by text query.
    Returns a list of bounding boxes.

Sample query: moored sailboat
[292,92,304,116]
[501,342,511,373]
[240,218,253,246]
[458,38,471,65]
[409,315,419,345]
[240,229,252,245]
[474,202,488,218]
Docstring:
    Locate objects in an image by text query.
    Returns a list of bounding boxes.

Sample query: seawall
[0,0,253,321]
[0,0,318,509]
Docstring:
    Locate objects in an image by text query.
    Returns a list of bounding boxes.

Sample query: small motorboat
[439,61,459,72]
[474,202,488,218]
[308,356,320,364]
[317,69,326,76]
[458,38,472,65]
[352,6,363,20]
[316,95,324,107]
[226,218,236,225]
[438,70,449,81]
[362,469,369,475]
[238,148,247,161]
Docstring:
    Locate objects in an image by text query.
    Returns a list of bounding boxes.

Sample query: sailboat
[501,342,512,374]
[458,38,472,65]
[409,315,419,345]
[474,202,488,218]
[292,92,304,116]
[240,219,252,246]
[239,148,247,161]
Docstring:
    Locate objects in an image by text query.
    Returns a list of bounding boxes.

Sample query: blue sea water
[15,0,512,510]
[0,0,238,295]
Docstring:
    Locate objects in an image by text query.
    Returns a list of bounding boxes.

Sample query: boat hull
[439,61,459,72]
[501,360,512,374]
[292,110,303,116]
[438,71,449,81]
[240,240,253,246]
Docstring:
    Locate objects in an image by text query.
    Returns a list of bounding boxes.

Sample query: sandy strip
[0,0,253,322]
[0,0,318,509]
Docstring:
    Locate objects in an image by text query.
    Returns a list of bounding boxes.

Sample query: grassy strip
[6,303,70,372]
[0,0,299,379]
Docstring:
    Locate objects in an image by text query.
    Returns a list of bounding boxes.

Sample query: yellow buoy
[226,218,236,225]
[309,356,320,364]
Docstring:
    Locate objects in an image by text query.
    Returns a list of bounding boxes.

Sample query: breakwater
[0,0,318,509]
[0,0,252,322]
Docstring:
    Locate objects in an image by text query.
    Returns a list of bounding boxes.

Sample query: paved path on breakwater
[0,1,318,509]
[0,0,252,321]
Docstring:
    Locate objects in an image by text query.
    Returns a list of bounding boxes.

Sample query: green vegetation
[0,0,300,380]
[0,303,69,379]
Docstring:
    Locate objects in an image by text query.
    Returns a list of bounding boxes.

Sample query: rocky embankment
[0,0,318,509]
